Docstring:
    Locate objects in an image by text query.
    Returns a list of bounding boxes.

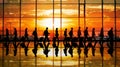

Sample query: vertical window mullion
[2,0,4,67]
[60,0,62,67]
[53,0,55,67]
[35,0,37,67]
[114,0,117,67]
[2,0,4,66]
[19,0,22,67]
[84,0,86,67]
[101,0,104,67]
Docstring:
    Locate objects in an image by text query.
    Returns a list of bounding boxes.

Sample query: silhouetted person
[84,27,89,40]
[91,28,96,56]
[52,37,59,57]
[53,37,56,48]
[64,28,68,45]
[32,28,38,41]
[108,28,113,39]
[99,28,104,57]
[24,28,29,40]
[64,28,67,39]
[69,28,73,39]
[6,28,9,41]
[32,28,38,51]
[99,28,104,46]
[55,28,59,46]
[78,27,81,38]
[55,28,59,39]
[5,29,10,55]
[107,28,114,57]
[32,28,38,57]
[83,27,89,49]
[92,28,97,48]
[108,28,113,46]
[13,28,19,56]
[13,28,17,40]
[92,28,95,40]
[43,27,50,44]
[77,28,82,58]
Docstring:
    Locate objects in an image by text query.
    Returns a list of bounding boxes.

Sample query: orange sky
[0,2,120,37]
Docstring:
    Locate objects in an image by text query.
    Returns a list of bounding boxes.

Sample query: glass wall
[0,0,120,67]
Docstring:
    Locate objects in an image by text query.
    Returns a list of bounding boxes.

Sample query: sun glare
[38,18,69,29]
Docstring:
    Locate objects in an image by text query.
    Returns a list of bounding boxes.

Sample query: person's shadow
[43,42,50,57]
[63,37,70,56]
[13,42,20,56]
[107,42,113,57]
[77,37,84,57]
[55,46,59,57]
[37,37,44,48]
[68,45,73,57]
[32,44,38,57]
[84,45,89,57]
[53,37,59,57]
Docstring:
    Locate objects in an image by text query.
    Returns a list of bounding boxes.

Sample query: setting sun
[37,18,69,29]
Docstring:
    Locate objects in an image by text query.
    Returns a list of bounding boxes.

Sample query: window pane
[22,0,35,3]
[62,0,78,4]
[86,18,102,36]
[62,4,78,18]
[86,4,102,18]
[103,4,114,18]
[0,0,2,3]
[116,0,120,3]
[103,18,114,36]
[21,4,35,18]
[37,4,53,18]
[116,60,120,67]
[4,4,20,18]
[86,0,101,3]
[116,18,120,37]
[21,18,35,36]
[104,0,114,3]
[0,4,3,17]
[4,18,19,35]
[4,0,20,3]
[79,5,84,18]
[117,48,120,59]
[116,4,120,18]
[37,0,57,3]
[0,18,2,37]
